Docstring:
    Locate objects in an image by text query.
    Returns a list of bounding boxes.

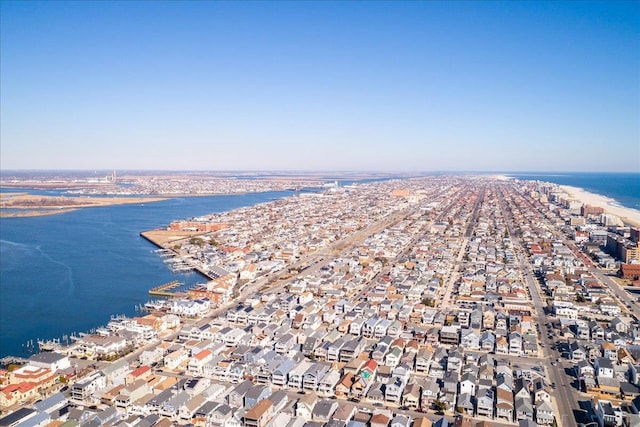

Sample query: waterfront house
[28,352,71,373]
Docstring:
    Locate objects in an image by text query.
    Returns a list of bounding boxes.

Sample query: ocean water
[507,172,640,211]
[0,191,290,358]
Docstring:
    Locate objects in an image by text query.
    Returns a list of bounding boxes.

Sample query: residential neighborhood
[2,176,640,427]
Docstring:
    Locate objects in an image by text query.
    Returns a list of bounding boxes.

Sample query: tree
[190,237,205,247]
[433,400,448,412]
[421,297,436,307]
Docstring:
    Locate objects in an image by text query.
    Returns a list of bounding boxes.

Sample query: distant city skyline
[1,1,638,172]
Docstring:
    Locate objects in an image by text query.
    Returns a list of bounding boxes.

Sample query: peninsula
[0,193,168,218]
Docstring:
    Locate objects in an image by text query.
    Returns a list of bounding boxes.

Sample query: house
[271,359,295,387]
[312,399,339,423]
[164,349,189,371]
[385,347,403,368]
[515,397,534,421]
[390,414,412,427]
[296,392,317,419]
[158,391,190,418]
[303,362,331,392]
[602,342,619,363]
[478,364,494,382]
[71,372,106,402]
[476,388,494,418]
[402,382,421,408]
[460,329,480,350]
[480,332,496,352]
[596,358,615,379]
[577,360,596,380]
[318,369,342,396]
[456,393,474,415]
[385,376,406,403]
[421,379,440,407]
[288,360,312,390]
[595,399,624,427]
[227,380,252,408]
[569,342,586,362]
[244,398,274,427]
[28,352,71,373]
[460,372,477,396]
[496,337,509,355]
[440,326,460,345]
[371,412,392,427]
[415,348,433,373]
[180,394,206,423]
[244,384,272,409]
[496,388,514,421]
[514,378,530,401]
[443,371,459,394]
[509,332,522,355]
[332,402,358,423]
[188,349,214,375]
[536,400,555,425]
[33,392,67,415]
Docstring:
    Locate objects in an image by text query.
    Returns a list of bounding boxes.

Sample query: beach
[560,185,640,228]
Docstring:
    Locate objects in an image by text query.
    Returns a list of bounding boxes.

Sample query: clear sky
[1,1,638,172]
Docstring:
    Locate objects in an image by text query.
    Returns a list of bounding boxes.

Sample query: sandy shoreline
[559,185,640,228]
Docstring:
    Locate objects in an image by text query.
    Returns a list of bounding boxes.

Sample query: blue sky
[1,1,638,172]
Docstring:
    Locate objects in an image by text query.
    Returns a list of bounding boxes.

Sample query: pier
[149,280,182,297]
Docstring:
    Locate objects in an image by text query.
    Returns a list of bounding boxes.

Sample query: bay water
[0,191,290,358]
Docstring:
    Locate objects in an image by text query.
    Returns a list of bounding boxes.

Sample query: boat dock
[149,280,182,297]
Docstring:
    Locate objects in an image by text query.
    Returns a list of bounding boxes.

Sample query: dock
[149,280,183,297]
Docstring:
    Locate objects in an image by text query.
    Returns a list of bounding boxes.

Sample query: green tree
[190,237,205,247]
[433,400,448,412]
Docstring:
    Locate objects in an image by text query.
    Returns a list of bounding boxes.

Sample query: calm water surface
[0,191,290,357]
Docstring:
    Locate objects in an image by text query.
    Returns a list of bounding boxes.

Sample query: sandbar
[0,194,168,218]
